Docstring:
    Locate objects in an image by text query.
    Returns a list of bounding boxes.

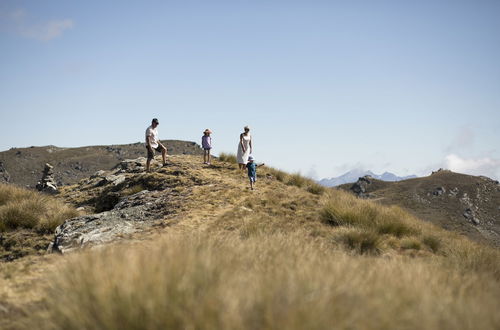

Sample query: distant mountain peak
[319,170,417,187]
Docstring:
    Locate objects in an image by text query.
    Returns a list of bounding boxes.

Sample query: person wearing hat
[145,118,167,172]
[237,126,252,172]
[246,156,265,190]
[201,129,213,165]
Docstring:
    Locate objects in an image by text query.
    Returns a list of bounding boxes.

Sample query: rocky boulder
[350,176,373,198]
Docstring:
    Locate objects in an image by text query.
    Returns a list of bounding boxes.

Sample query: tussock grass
[264,167,326,195]
[218,152,237,164]
[320,191,419,237]
[401,238,422,250]
[29,233,500,330]
[423,235,441,252]
[0,184,78,233]
[340,229,381,254]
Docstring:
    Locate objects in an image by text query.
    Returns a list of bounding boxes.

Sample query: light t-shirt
[145,125,159,148]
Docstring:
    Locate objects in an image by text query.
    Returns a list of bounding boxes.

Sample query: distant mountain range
[319,170,417,187]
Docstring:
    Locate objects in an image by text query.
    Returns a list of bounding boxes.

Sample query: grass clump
[0,183,78,233]
[265,167,288,182]
[306,182,326,195]
[286,173,308,188]
[320,191,419,238]
[422,235,441,252]
[401,238,422,250]
[341,229,380,255]
[218,152,237,164]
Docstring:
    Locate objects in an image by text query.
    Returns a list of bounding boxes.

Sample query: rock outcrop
[49,156,201,253]
[350,176,373,198]
[49,190,172,253]
[36,163,58,194]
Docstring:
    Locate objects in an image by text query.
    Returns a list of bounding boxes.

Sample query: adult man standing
[145,118,167,171]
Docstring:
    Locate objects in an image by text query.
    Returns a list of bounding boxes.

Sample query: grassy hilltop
[1,153,499,329]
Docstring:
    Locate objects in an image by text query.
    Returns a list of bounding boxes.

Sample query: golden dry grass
[26,233,500,330]
[0,184,78,233]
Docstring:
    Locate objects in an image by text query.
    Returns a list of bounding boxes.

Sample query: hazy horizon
[1,0,499,180]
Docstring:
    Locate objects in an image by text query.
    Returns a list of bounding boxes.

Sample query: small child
[246,156,265,190]
[201,129,212,165]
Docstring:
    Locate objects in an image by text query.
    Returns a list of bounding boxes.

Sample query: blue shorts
[249,175,256,183]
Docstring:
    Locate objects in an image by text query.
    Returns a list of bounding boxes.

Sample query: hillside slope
[339,170,500,247]
[0,140,203,188]
[1,156,499,329]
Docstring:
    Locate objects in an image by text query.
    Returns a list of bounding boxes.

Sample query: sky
[1,0,499,180]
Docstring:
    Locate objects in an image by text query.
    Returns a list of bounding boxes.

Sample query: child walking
[246,156,265,190]
[202,129,212,165]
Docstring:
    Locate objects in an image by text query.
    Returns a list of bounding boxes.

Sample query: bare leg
[208,150,211,164]
[250,179,254,190]
[146,159,151,172]
[162,148,167,165]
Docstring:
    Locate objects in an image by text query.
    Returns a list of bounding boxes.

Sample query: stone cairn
[0,161,10,183]
[36,163,58,194]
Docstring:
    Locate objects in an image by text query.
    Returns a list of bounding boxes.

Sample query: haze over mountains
[319,170,417,187]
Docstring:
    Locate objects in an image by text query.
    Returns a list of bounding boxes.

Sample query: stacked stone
[0,161,10,183]
[36,163,58,194]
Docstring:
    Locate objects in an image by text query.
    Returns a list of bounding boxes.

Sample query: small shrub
[342,230,380,255]
[401,238,421,250]
[218,153,237,164]
[422,235,441,253]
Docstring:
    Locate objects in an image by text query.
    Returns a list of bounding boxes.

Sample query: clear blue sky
[1,0,499,179]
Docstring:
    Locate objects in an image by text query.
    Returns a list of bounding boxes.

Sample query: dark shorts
[146,145,165,160]
[203,147,212,151]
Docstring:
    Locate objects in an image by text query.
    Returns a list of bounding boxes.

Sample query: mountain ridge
[319,169,417,187]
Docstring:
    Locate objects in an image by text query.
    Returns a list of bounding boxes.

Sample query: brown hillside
[339,170,500,247]
[0,140,203,188]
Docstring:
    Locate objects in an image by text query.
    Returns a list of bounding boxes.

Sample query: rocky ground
[340,170,500,247]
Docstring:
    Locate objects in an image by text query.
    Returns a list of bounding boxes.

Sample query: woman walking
[237,126,252,172]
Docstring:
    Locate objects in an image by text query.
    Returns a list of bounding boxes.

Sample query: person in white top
[145,118,167,172]
[236,126,252,172]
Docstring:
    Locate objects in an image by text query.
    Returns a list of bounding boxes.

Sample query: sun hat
[248,156,254,161]
[204,129,212,134]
